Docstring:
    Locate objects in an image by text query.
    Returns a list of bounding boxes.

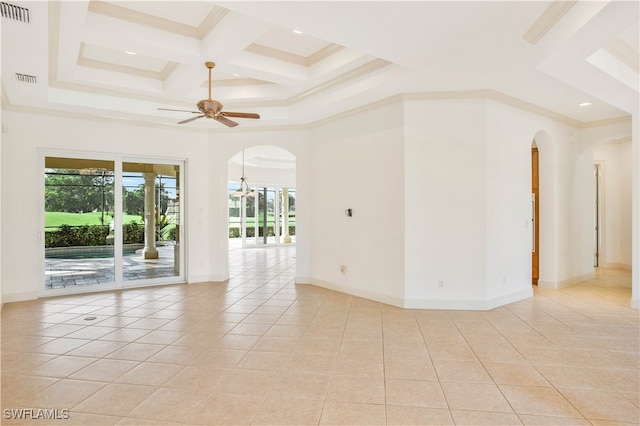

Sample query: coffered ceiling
[2,1,638,130]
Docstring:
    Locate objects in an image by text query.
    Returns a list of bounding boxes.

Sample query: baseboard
[307,279,532,311]
[295,276,312,285]
[2,291,38,304]
[538,271,596,289]
[309,278,405,308]
[631,298,639,310]
[404,288,533,311]
[187,274,228,283]
[600,263,632,271]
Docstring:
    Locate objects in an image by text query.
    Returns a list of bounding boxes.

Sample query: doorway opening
[594,163,602,267]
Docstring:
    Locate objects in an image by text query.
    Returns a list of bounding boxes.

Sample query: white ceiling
[1,1,638,130]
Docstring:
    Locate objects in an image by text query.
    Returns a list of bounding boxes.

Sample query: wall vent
[1,2,29,23]
[15,73,37,84]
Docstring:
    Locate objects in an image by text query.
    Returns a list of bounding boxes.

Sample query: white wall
[404,99,489,308]
[594,141,632,268]
[2,98,633,308]
[404,96,601,307]
[0,114,3,309]
[485,102,537,303]
[309,102,405,305]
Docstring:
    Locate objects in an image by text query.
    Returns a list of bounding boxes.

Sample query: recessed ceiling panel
[80,43,168,72]
[255,26,332,58]
[101,0,214,27]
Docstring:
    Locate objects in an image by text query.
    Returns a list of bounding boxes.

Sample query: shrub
[45,224,110,248]
[123,221,144,244]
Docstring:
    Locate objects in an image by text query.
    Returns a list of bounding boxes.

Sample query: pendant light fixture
[232,150,256,198]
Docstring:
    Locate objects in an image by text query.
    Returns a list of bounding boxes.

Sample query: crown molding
[311,90,631,130]
[87,1,227,40]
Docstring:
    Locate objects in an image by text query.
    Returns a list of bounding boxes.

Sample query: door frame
[532,146,539,285]
[40,150,186,297]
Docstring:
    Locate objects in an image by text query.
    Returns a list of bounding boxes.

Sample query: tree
[123,184,145,215]
[45,169,113,216]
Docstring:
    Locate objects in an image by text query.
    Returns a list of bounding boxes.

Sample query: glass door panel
[122,162,181,284]
[281,188,296,244]
[44,157,115,290]
[235,186,296,247]
[256,187,278,246]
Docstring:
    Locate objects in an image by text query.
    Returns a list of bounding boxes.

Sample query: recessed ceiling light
[124,51,137,55]
[292,29,303,34]
[579,102,592,107]
[233,73,240,77]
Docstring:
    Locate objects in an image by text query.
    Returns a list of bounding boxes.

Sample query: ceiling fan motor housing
[198,99,223,117]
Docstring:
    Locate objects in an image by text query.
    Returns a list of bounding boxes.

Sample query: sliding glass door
[44,154,184,294]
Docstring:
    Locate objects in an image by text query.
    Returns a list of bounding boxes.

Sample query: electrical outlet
[438,280,444,288]
[340,265,347,273]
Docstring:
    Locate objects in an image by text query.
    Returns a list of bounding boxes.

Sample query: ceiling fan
[158,61,260,127]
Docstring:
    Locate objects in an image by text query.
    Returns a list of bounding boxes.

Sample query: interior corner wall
[403,96,601,307]
[308,102,405,306]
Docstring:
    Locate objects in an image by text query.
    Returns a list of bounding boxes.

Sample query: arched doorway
[227,146,296,249]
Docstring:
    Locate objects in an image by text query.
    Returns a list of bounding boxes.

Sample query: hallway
[1,246,638,424]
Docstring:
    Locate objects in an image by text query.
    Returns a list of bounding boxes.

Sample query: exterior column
[143,173,158,259]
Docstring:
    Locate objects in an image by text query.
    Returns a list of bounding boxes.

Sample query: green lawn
[45,212,143,228]
[229,213,296,227]
[45,211,294,230]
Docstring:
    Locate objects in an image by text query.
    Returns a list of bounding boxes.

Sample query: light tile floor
[2,246,638,425]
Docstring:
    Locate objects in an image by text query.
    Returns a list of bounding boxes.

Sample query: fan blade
[221,111,260,119]
[178,115,205,124]
[158,108,200,114]
[215,116,239,127]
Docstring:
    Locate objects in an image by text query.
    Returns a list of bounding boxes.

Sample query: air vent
[1,2,29,23]
[15,73,37,84]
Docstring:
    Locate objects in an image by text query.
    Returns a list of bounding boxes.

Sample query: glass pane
[228,183,241,249]
[122,162,180,282]
[283,188,296,244]
[44,157,115,290]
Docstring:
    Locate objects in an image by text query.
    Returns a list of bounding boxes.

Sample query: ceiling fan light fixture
[156,61,260,127]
